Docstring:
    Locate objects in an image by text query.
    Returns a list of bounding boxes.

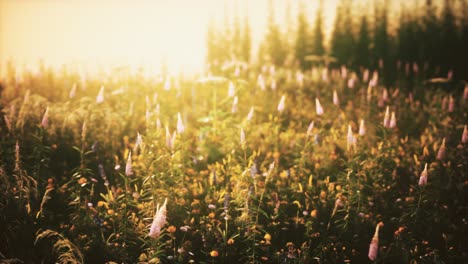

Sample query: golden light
[0,0,341,77]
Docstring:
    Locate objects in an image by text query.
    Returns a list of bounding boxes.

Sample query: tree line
[206,0,468,82]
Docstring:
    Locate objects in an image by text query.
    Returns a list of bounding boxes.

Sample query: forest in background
[206,0,468,84]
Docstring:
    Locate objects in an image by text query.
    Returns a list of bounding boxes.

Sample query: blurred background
[1,0,467,80]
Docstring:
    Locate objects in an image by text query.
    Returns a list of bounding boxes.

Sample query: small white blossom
[177,112,185,134]
[277,95,286,113]
[315,98,323,116]
[96,86,104,104]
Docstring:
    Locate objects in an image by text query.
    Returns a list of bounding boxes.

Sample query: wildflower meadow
[1,0,468,263]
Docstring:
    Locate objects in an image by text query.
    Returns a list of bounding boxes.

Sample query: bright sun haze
[0,0,342,76]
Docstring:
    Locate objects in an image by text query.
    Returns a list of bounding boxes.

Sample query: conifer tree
[311,0,325,56]
[422,0,440,69]
[264,0,286,66]
[459,0,468,79]
[295,2,308,69]
[440,0,457,74]
[356,15,370,67]
[373,0,389,68]
[330,0,354,65]
[330,2,344,62]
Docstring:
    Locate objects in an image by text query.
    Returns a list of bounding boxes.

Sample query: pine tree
[311,0,325,56]
[342,1,355,65]
[373,0,389,68]
[356,15,370,68]
[440,0,457,75]
[264,0,286,66]
[295,2,308,69]
[330,2,344,62]
[459,0,468,79]
[422,0,440,72]
[330,0,354,65]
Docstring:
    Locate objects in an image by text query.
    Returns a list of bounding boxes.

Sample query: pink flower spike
[41,107,49,128]
[367,85,373,101]
[315,98,324,116]
[347,78,355,89]
[177,112,185,134]
[306,121,314,138]
[333,90,339,106]
[164,77,171,90]
[277,95,286,113]
[419,163,428,186]
[359,119,365,136]
[247,106,254,121]
[240,128,246,147]
[382,88,388,102]
[436,138,446,160]
[383,106,390,128]
[69,83,77,99]
[96,86,104,104]
[296,72,304,86]
[389,112,397,128]
[156,118,161,130]
[363,69,369,82]
[231,96,238,113]
[448,96,454,113]
[270,79,277,90]
[441,96,447,111]
[368,222,383,261]
[228,81,235,97]
[257,74,265,90]
[125,152,133,177]
[149,198,168,239]
[462,125,468,144]
[165,126,172,149]
[4,116,11,132]
[135,132,143,150]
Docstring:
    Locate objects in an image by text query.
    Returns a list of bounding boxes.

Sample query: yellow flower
[107,209,114,215]
[167,225,176,233]
[264,233,271,241]
[78,177,87,185]
[210,250,219,257]
[311,209,318,218]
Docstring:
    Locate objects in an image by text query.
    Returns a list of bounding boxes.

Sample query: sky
[0,0,367,76]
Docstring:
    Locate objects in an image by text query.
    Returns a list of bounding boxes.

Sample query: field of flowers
[0,64,467,263]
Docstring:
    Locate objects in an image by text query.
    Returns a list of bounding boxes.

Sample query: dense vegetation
[1,61,467,263]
